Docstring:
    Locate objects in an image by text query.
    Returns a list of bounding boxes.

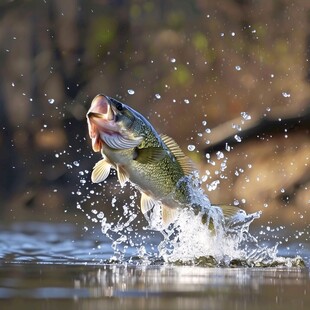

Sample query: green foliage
[171,64,192,86]
[87,17,117,56]
[192,32,209,52]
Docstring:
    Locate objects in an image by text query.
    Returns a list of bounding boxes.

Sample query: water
[0,221,309,309]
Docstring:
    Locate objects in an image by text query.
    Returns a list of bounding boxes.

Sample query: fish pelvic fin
[133,147,166,164]
[160,134,196,175]
[140,192,158,214]
[91,159,111,183]
[140,193,179,229]
[116,165,129,187]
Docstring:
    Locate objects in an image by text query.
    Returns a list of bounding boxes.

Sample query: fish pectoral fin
[91,159,111,183]
[162,205,179,228]
[140,192,159,214]
[116,165,129,187]
[133,147,166,164]
[102,133,142,149]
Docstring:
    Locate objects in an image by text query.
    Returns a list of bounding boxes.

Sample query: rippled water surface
[0,221,309,310]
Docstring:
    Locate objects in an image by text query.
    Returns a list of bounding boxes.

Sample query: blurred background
[0,0,309,233]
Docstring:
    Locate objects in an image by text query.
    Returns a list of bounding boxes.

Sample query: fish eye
[110,98,123,111]
[115,102,123,111]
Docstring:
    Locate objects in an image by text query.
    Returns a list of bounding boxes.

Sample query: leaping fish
[86,94,243,229]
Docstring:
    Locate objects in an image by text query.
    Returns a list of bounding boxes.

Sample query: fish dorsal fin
[91,159,111,183]
[214,204,242,218]
[140,192,158,214]
[162,204,179,228]
[116,165,129,187]
[133,147,166,164]
[160,134,195,175]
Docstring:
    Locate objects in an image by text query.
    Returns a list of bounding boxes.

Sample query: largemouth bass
[87,94,243,229]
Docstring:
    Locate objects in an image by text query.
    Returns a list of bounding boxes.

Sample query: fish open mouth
[87,94,144,151]
[87,95,115,121]
[86,95,119,152]
[87,112,105,119]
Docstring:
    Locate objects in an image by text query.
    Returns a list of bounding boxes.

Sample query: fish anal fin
[134,147,166,164]
[213,204,242,219]
[162,205,179,228]
[140,192,158,214]
[91,159,111,183]
[160,134,196,175]
[117,165,129,187]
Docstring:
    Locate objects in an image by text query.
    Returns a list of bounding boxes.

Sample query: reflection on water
[0,264,309,310]
[0,223,310,310]
[0,221,309,309]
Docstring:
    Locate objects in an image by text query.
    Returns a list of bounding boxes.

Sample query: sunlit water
[0,221,309,309]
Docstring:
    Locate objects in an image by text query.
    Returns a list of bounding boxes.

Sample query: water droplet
[235,65,241,71]
[155,93,161,99]
[73,161,79,167]
[127,89,135,95]
[11,82,15,87]
[241,111,251,120]
[48,98,55,104]
[234,134,242,142]
[187,144,196,151]
[184,99,190,104]
[216,151,224,160]
[170,58,176,63]
[231,32,236,36]
[282,92,291,98]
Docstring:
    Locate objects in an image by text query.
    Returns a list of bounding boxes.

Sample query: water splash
[72,160,306,267]
[139,175,278,266]
[72,114,306,267]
